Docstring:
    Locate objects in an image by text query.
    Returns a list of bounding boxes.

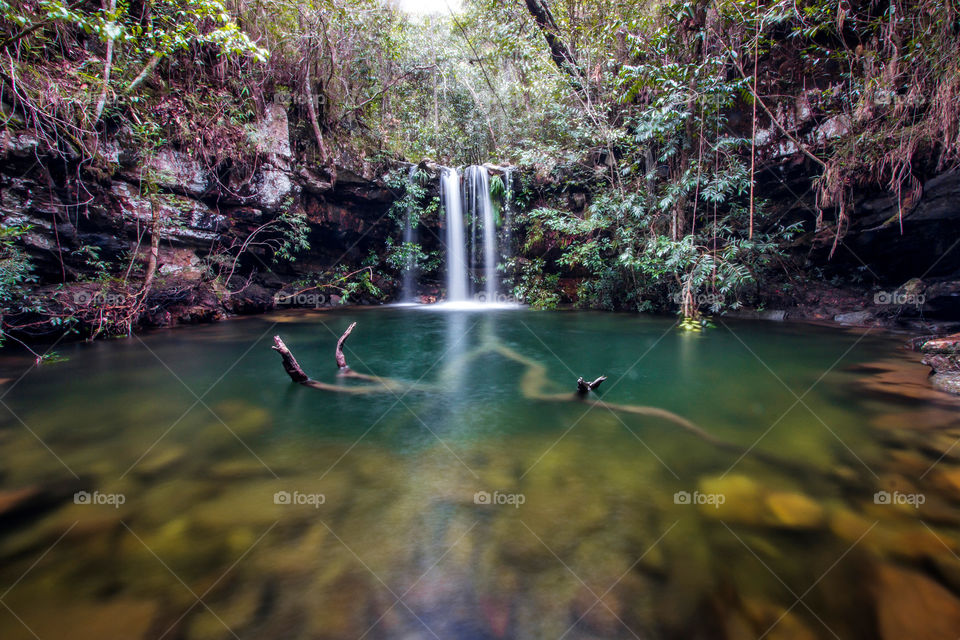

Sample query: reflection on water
[1,308,959,639]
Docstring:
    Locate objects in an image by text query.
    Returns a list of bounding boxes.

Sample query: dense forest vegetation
[1,0,958,344]
[5,5,960,638]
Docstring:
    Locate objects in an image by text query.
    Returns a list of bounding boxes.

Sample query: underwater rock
[192,479,320,529]
[304,573,371,639]
[698,475,824,529]
[208,459,276,480]
[0,485,41,518]
[186,582,266,639]
[873,563,960,639]
[870,408,958,431]
[570,586,623,637]
[739,597,819,640]
[209,400,272,437]
[764,492,825,529]
[931,553,960,594]
[0,476,90,528]
[0,598,158,640]
[886,450,931,475]
[133,444,187,478]
[930,467,960,501]
[830,507,958,559]
[697,474,766,525]
[856,360,957,403]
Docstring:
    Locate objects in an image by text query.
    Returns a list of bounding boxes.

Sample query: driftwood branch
[335,322,356,371]
[577,375,607,396]
[269,323,844,482]
[272,336,309,383]
[273,324,427,394]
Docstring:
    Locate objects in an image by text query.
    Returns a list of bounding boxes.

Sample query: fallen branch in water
[577,376,607,396]
[272,324,432,394]
[272,336,309,383]
[272,325,720,442]
[336,322,356,371]
[269,324,856,482]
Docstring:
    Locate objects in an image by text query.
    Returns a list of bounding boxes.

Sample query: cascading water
[438,164,513,305]
[503,167,514,264]
[440,168,469,301]
[400,166,418,302]
[464,165,498,302]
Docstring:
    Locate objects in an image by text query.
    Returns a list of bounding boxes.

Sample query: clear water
[1,308,959,640]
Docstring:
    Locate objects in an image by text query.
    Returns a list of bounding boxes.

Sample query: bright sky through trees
[394,0,462,16]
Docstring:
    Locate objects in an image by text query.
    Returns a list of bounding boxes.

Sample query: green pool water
[0,307,959,639]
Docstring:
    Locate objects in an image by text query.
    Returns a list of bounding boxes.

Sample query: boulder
[834,310,874,325]
[920,334,960,355]
[919,333,960,393]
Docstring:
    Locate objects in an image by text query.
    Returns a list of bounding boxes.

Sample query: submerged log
[577,375,607,396]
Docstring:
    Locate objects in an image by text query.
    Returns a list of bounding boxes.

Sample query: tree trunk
[523,0,585,86]
[93,0,117,123]
[141,196,160,296]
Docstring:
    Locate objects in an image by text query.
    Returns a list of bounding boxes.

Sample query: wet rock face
[823,171,960,281]
[250,103,292,164]
[0,104,409,337]
[108,181,229,246]
[136,149,210,198]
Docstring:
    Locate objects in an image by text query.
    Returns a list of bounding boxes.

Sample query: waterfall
[503,167,513,264]
[464,165,498,302]
[400,166,418,302]
[438,165,510,305]
[440,168,469,301]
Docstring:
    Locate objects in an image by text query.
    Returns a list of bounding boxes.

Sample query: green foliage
[293,265,387,305]
[273,209,311,262]
[0,225,36,311]
[511,257,561,310]
[385,240,440,274]
[1,0,267,64]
